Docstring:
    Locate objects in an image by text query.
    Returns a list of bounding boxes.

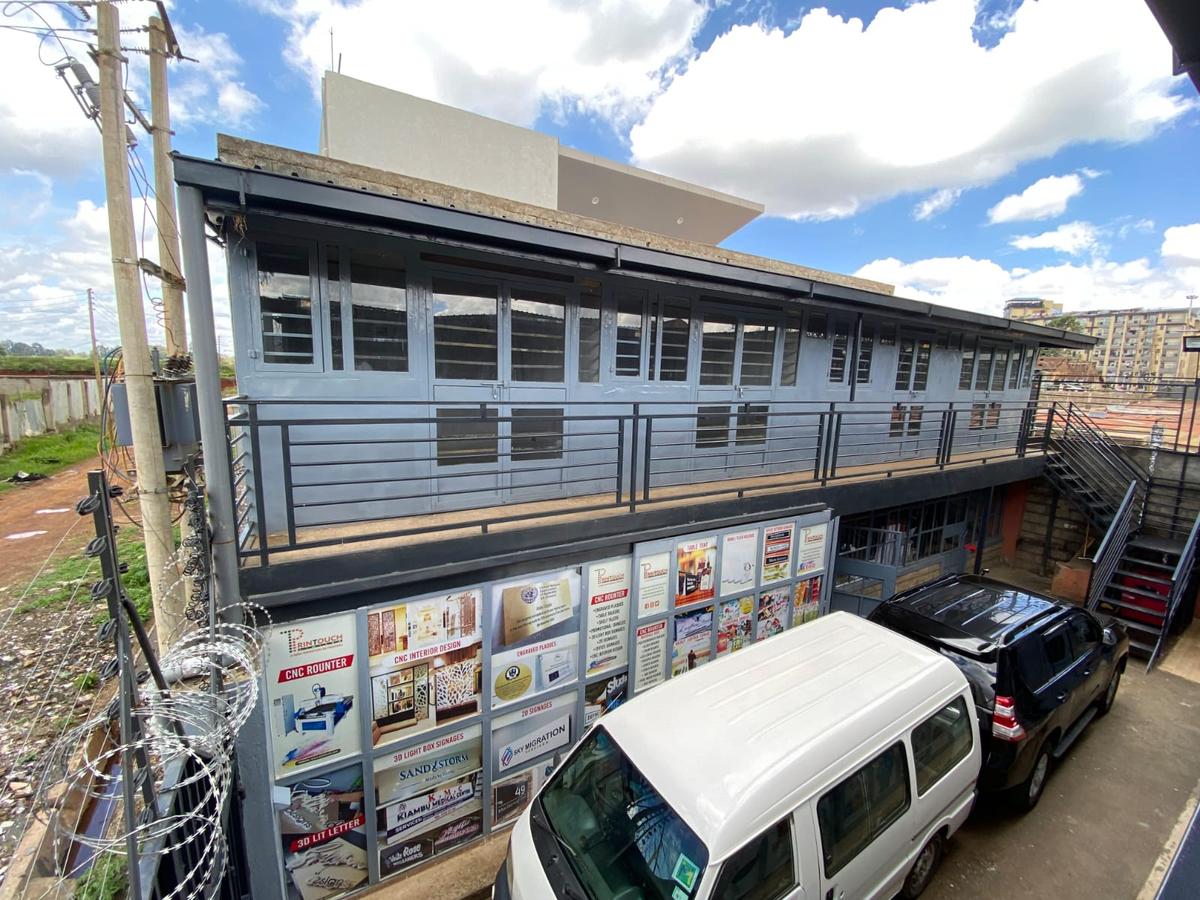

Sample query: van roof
[600,612,966,861]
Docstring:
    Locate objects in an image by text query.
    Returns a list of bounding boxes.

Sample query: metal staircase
[1041,403,1199,669]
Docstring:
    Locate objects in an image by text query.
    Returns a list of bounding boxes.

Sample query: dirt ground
[0,459,98,592]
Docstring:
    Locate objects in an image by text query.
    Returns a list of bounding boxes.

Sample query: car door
[1031,620,1087,732]
[1064,610,1107,706]
[815,742,913,900]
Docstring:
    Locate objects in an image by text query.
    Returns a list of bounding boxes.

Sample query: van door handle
[825,888,843,900]
[1056,692,1068,703]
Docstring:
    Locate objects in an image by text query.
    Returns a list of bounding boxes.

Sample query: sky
[1,0,1199,353]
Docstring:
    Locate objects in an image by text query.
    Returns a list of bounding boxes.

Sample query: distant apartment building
[1004,297,1063,321]
[1014,305,1200,380]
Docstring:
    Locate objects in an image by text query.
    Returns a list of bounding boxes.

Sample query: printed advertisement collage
[264,512,832,900]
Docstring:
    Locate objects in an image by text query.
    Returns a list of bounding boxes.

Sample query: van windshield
[537,726,708,900]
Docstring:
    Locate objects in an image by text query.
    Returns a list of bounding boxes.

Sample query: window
[1009,347,1024,390]
[829,321,850,383]
[433,277,498,380]
[959,345,976,390]
[1022,350,1037,387]
[1066,612,1101,659]
[890,404,905,437]
[350,248,408,372]
[969,403,985,430]
[741,322,777,386]
[974,345,994,391]
[912,340,931,391]
[615,294,644,377]
[807,313,828,339]
[895,338,914,391]
[512,408,563,460]
[701,315,737,385]
[908,404,924,437]
[697,406,730,448]
[991,347,1009,392]
[256,242,313,365]
[780,320,802,386]
[328,248,343,369]
[736,404,768,445]
[577,285,601,383]
[712,818,795,900]
[986,402,1001,429]
[817,743,911,878]
[436,407,498,466]
[912,696,973,795]
[856,328,874,384]
[511,288,566,382]
[657,302,691,381]
[1041,623,1075,680]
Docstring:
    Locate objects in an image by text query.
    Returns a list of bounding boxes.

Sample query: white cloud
[266,0,706,127]
[988,172,1086,223]
[1010,220,1100,255]
[913,188,962,221]
[629,0,1191,219]
[856,221,1200,318]
[1161,224,1200,265]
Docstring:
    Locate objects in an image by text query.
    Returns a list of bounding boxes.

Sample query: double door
[429,272,572,509]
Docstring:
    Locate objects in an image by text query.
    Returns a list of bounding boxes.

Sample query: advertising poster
[267,613,361,779]
[491,692,574,777]
[793,575,823,626]
[584,672,628,726]
[491,758,558,828]
[756,588,790,640]
[675,537,716,606]
[585,557,632,678]
[716,597,754,657]
[797,523,829,576]
[373,725,482,810]
[366,589,483,748]
[671,606,713,676]
[278,763,368,900]
[760,522,795,585]
[719,529,759,597]
[636,552,670,618]
[490,568,581,709]
[633,620,668,694]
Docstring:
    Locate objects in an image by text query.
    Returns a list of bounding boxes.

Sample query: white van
[496,612,980,900]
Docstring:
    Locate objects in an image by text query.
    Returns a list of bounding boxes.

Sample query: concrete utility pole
[97,2,184,653]
[148,14,187,357]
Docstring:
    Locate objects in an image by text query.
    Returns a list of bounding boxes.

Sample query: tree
[1042,314,1085,358]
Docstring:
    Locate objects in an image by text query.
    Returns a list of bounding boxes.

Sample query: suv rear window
[1017,622,1073,690]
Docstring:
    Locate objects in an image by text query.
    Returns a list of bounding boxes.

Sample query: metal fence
[1038,376,1200,451]
[225,397,1047,564]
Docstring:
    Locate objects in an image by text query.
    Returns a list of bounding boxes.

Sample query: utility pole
[86,287,103,403]
[148,13,187,357]
[97,2,183,653]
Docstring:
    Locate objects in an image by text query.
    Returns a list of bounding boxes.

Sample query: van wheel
[1013,740,1053,813]
[900,832,944,899]
[1098,666,1121,716]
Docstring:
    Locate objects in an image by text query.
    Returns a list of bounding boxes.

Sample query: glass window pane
[895,338,915,391]
[697,406,730,448]
[511,288,566,382]
[828,321,850,383]
[817,772,869,878]
[712,818,795,900]
[436,407,498,465]
[907,404,923,437]
[350,248,408,372]
[991,347,1009,392]
[1009,347,1023,390]
[701,314,737,385]
[975,346,993,391]
[257,242,313,365]
[807,313,828,340]
[780,321,802,386]
[736,404,768,445]
[512,408,563,460]
[578,284,601,383]
[659,301,691,382]
[864,743,911,836]
[913,340,932,391]
[328,247,343,370]
[912,697,973,795]
[890,404,905,437]
[959,346,976,390]
[616,294,644,377]
[856,329,874,385]
[741,322,777,386]
[433,277,498,380]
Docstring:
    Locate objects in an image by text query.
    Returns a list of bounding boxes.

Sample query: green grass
[0,422,100,493]
[18,524,152,623]
[72,854,128,900]
[0,355,96,375]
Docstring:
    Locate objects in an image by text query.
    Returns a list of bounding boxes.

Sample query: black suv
[869,574,1129,811]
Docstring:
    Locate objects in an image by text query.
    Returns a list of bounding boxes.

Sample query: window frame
[429,270,503,383]
[342,244,413,375]
[252,237,323,372]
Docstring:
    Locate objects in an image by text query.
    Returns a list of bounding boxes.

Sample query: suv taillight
[992,695,1026,741]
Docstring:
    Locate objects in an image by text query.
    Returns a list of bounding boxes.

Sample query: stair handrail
[1086,479,1140,611]
[1147,510,1200,670]
[1057,404,1147,487]
[1169,511,1200,594]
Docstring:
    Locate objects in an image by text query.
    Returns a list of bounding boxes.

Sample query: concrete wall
[1011,477,1093,575]
[0,376,101,452]
[320,72,559,209]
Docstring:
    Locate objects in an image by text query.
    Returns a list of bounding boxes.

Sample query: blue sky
[1,0,1198,350]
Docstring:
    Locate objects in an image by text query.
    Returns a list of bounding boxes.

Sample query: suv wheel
[900,832,944,899]
[1014,740,1053,812]
[1098,666,1122,715]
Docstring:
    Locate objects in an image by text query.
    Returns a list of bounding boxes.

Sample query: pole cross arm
[138,256,187,290]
